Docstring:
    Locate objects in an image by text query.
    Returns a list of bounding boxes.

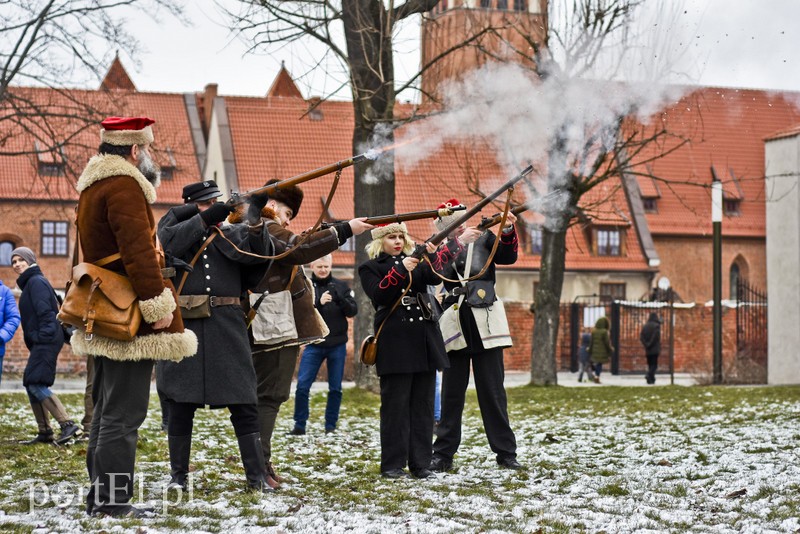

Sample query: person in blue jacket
[11,247,81,444]
[0,270,21,388]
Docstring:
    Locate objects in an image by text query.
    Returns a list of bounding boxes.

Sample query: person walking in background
[577,328,594,383]
[590,316,614,384]
[358,223,446,479]
[640,312,662,385]
[0,271,20,388]
[289,254,357,436]
[11,247,81,445]
[74,116,197,517]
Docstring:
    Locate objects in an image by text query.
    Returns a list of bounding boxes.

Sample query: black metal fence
[735,279,767,371]
[562,297,672,375]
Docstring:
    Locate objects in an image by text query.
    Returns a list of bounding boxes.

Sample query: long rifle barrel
[412,165,533,258]
[229,153,367,205]
[320,205,466,229]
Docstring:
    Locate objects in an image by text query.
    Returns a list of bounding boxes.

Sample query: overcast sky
[119,0,800,99]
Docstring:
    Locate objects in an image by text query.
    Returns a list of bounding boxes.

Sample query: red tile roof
[0,87,202,205]
[223,94,650,271]
[633,86,800,237]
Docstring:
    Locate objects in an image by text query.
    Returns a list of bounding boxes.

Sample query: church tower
[420,0,547,101]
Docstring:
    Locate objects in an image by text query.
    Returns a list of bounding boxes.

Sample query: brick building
[0,58,206,376]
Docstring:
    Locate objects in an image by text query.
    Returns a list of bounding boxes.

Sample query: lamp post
[710,168,723,384]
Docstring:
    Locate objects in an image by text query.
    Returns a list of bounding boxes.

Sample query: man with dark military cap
[156,180,276,493]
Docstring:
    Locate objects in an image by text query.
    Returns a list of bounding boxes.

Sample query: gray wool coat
[155,206,273,406]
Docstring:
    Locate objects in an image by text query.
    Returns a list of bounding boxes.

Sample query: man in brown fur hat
[233,179,372,488]
[75,117,198,517]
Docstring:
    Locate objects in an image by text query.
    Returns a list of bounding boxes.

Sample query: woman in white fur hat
[358,223,448,479]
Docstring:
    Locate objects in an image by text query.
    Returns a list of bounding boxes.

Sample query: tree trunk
[530,224,567,385]
[530,132,573,385]
[342,0,396,391]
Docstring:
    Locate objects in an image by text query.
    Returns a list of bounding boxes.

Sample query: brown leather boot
[23,402,54,444]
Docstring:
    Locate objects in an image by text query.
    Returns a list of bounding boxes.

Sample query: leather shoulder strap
[176,231,219,295]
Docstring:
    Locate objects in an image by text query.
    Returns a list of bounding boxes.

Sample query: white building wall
[496,270,651,303]
[766,134,800,384]
[202,106,229,198]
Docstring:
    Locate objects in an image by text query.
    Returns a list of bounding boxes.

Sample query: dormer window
[590,226,625,257]
[642,197,658,213]
[724,199,741,216]
[159,147,177,181]
[35,141,65,176]
[529,227,542,255]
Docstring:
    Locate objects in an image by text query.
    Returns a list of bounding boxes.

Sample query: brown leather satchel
[58,228,146,342]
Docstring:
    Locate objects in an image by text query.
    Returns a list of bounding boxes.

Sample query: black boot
[168,435,192,489]
[22,431,54,445]
[236,433,274,493]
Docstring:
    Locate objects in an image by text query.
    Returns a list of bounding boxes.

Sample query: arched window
[0,241,14,266]
[730,262,740,300]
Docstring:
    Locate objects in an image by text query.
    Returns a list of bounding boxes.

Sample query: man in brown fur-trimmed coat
[73,117,197,518]
[233,180,372,488]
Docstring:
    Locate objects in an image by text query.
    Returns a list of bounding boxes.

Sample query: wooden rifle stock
[477,204,528,231]
[411,165,533,258]
[320,205,466,229]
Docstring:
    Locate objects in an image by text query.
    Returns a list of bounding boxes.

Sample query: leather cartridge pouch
[177,295,211,319]
[464,280,496,308]
[359,335,378,366]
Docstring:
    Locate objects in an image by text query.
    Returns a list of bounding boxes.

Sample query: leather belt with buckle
[449,287,467,298]
[209,296,241,307]
[401,296,417,306]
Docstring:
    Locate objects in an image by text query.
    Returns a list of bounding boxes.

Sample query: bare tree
[0,0,186,181]
[225,0,524,390]
[520,0,695,384]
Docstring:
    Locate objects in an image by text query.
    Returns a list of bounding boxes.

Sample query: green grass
[0,385,798,532]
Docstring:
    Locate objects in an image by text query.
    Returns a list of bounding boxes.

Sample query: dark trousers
[253,345,300,462]
[646,353,659,384]
[167,401,259,437]
[86,356,153,512]
[433,347,516,463]
[379,371,435,473]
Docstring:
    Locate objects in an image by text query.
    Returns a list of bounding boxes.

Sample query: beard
[137,148,161,187]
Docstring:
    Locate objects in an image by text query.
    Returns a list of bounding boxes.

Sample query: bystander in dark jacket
[289,254,358,435]
[639,312,662,385]
[12,247,81,446]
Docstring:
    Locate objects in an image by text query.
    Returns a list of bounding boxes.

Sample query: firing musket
[227,152,370,207]
[319,204,466,230]
[477,204,528,231]
[411,165,534,258]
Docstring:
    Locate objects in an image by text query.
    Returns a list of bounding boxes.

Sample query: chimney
[203,83,218,135]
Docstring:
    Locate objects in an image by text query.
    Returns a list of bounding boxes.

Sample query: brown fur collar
[226,205,280,225]
[76,154,156,203]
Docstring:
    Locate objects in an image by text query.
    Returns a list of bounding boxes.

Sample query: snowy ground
[0,385,798,533]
